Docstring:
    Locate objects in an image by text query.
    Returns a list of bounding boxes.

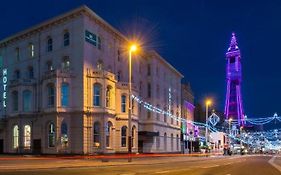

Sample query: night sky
[1,1,281,124]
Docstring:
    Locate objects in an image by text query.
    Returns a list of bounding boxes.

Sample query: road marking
[202,164,220,168]
[155,170,170,174]
[268,156,281,173]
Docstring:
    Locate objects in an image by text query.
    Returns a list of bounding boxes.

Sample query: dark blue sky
[1,0,281,119]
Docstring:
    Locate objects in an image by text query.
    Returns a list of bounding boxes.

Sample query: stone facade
[0,5,183,154]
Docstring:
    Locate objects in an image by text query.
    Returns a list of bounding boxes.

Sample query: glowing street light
[128,43,138,162]
[205,99,212,146]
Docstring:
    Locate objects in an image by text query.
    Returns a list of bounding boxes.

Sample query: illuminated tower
[224,33,245,126]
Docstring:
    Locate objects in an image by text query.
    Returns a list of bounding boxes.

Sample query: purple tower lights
[224,33,245,126]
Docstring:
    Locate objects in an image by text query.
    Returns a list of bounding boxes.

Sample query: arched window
[97,60,103,70]
[121,126,127,147]
[61,122,68,148]
[47,84,55,107]
[106,86,112,108]
[61,56,70,71]
[48,122,55,147]
[106,121,113,148]
[28,43,35,58]
[24,125,31,149]
[171,133,174,151]
[47,37,53,52]
[23,90,32,112]
[132,126,136,148]
[176,134,179,151]
[61,83,69,107]
[93,122,100,147]
[13,125,19,149]
[164,133,167,151]
[121,95,126,113]
[93,84,101,107]
[12,91,18,111]
[63,31,70,46]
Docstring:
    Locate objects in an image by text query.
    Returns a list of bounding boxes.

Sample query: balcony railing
[43,68,73,80]
[87,69,115,81]
[9,78,36,87]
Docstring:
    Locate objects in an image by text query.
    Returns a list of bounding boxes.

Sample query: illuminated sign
[85,30,97,46]
[2,68,7,108]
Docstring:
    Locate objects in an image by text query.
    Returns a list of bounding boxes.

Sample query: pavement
[0,154,280,175]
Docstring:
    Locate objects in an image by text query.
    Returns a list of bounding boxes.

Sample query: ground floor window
[61,122,68,148]
[121,126,127,147]
[13,125,19,149]
[106,121,112,148]
[48,123,55,147]
[93,122,101,147]
[24,125,31,149]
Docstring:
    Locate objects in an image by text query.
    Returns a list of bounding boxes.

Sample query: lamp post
[205,99,212,147]
[128,44,137,162]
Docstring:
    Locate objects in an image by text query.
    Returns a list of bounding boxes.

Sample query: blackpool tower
[224,33,245,126]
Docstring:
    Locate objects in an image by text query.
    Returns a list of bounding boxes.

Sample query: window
[156,134,160,149]
[132,126,136,148]
[97,60,103,70]
[61,122,68,148]
[164,133,167,150]
[13,125,19,149]
[132,98,135,114]
[23,90,32,112]
[93,122,100,147]
[117,49,121,62]
[164,107,167,122]
[47,37,53,52]
[93,84,101,107]
[24,125,31,149]
[117,71,121,81]
[61,83,69,107]
[46,61,54,71]
[48,123,55,147]
[97,36,101,50]
[12,91,18,111]
[61,56,70,71]
[14,70,20,79]
[156,84,160,98]
[171,134,174,151]
[156,105,160,121]
[106,122,112,148]
[15,47,20,61]
[147,111,151,119]
[147,64,151,76]
[121,95,126,113]
[121,126,127,147]
[106,86,112,108]
[171,110,174,125]
[28,66,34,79]
[139,81,142,96]
[147,83,151,98]
[63,31,70,46]
[29,43,35,58]
[47,84,55,107]
[176,134,179,151]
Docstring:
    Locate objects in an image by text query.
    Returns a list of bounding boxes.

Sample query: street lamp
[205,99,212,146]
[128,44,137,162]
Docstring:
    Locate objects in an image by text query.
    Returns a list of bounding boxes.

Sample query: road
[0,155,280,175]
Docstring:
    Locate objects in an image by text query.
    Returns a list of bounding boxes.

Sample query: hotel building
[0,5,183,154]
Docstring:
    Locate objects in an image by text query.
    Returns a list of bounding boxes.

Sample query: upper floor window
[147,83,151,98]
[61,83,69,107]
[12,91,18,112]
[29,43,35,58]
[14,70,20,79]
[97,60,103,70]
[147,64,151,76]
[117,49,121,62]
[93,84,101,107]
[23,90,32,112]
[97,36,101,50]
[47,37,53,52]
[117,71,121,82]
[47,84,55,107]
[27,66,34,79]
[46,61,54,71]
[61,56,70,71]
[15,47,20,61]
[121,95,126,113]
[63,31,70,46]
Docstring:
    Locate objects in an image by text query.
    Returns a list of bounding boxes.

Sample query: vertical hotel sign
[2,68,7,108]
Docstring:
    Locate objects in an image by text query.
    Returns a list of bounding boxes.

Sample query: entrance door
[33,139,41,154]
[0,139,3,154]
